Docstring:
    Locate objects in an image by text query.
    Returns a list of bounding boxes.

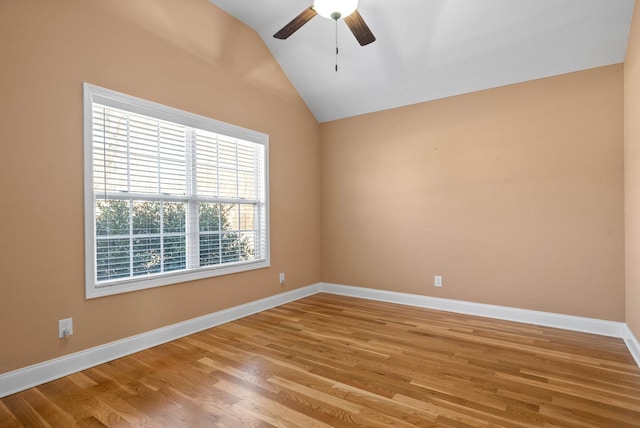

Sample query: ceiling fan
[273,0,376,46]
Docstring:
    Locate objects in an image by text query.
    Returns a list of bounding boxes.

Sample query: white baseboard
[623,324,640,367]
[0,284,320,398]
[319,283,626,338]
[2,282,638,398]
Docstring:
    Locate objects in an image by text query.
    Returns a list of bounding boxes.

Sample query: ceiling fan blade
[273,7,317,39]
[344,10,376,46]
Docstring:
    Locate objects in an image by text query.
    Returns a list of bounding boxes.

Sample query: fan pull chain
[335,19,339,72]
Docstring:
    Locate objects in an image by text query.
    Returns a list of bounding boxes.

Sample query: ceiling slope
[209,0,635,122]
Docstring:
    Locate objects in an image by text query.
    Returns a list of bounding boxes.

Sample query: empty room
[1,0,640,426]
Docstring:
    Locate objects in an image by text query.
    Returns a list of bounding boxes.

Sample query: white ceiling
[209,0,635,123]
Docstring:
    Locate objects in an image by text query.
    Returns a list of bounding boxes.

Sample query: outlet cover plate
[58,318,73,338]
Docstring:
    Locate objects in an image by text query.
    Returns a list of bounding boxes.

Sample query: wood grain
[2,293,639,427]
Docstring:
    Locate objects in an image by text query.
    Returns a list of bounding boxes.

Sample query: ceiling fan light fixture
[314,0,358,20]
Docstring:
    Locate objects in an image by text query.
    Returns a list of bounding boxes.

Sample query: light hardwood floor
[1,293,639,427]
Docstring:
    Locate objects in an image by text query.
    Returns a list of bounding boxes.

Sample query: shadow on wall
[101,0,299,102]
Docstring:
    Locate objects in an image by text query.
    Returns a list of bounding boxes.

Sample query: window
[83,83,269,298]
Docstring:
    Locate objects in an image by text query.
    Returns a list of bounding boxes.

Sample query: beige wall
[626,1,640,338]
[0,0,321,373]
[321,65,625,321]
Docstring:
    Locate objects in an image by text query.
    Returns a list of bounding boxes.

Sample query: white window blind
[83,83,269,298]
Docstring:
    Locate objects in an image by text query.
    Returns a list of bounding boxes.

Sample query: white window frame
[83,83,270,299]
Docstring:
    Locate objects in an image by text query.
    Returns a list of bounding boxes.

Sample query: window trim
[83,83,270,299]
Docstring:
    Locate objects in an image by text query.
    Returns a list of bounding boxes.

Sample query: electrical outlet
[58,318,73,338]
[434,275,443,287]
[279,272,285,285]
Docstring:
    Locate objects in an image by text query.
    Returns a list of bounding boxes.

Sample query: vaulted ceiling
[209,0,635,122]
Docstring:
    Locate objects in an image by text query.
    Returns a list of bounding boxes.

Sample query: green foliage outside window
[95,200,253,282]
